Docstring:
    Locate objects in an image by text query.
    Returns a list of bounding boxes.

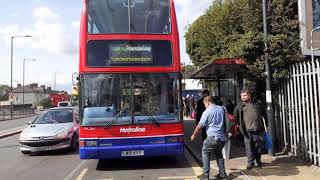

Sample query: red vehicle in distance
[50,93,70,107]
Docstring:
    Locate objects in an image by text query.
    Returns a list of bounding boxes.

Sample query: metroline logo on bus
[80,123,183,138]
[119,127,146,133]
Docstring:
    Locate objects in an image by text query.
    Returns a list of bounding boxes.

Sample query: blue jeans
[202,136,227,177]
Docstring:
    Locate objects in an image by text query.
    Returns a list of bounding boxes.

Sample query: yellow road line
[184,148,202,176]
[76,168,88,180]
[158,176,197,179]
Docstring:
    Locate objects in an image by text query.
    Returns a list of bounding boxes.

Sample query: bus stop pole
[262,0,275,156]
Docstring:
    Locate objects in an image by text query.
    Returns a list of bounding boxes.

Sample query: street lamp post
[23,58,36,106]
[262,0,275,156]
[10,35,32,118]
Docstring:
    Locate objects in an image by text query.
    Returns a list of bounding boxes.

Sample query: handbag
[262,117,273,149]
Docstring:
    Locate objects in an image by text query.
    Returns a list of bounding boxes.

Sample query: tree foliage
[185,0,302,85]
[0,85,10,101]
[182,64,198,78]
[39,98,51,108]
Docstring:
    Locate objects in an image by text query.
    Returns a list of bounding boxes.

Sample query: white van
[58,101,71,107]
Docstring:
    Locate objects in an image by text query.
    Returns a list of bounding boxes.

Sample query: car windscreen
[33,110,74,124]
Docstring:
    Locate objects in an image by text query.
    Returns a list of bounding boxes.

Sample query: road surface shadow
[28,148,79,156]
[96,155,192,171]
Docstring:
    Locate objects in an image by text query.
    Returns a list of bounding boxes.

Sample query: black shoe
[197,174,209,180]
[256,161,262,167]
[246,163,254,170]
[214,174,228,179]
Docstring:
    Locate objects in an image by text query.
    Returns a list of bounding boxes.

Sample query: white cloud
[0,24,19,37]
[33,6,59,20]
[72,21,80,28]
[10,12,20,17]
[0,6,77,55]
[174,0,212,64]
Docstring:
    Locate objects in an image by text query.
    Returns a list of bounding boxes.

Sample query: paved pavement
[183,116,320,180]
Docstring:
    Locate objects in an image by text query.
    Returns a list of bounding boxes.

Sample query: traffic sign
[9,93,14,102]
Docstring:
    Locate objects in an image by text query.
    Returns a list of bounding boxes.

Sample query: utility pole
[262,0,275,156]
[10,35,31,118]
[54,71,57,90]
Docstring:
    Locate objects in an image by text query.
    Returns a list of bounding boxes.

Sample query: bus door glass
[132,73,179,124]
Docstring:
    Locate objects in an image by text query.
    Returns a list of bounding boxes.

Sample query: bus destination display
[109,44,153,65]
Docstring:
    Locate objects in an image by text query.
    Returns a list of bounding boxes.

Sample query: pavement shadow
[243,155,303,177]
[96,154,192,171]
[228,155,307,178]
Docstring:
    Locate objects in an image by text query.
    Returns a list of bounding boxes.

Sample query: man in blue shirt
[191,96,227,180]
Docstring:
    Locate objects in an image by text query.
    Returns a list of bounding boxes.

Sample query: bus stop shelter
[189,58,247,104]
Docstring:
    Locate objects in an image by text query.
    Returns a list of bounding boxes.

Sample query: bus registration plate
[121,150,144,156]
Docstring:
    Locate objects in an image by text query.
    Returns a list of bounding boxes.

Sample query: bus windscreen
[88,0,171,34]
[81,73,180,126]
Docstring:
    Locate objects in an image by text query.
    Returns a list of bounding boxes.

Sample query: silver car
[19,107,79,154]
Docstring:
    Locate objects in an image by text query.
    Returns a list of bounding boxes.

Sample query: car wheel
[70,134,78,151]
[21,150,31,155]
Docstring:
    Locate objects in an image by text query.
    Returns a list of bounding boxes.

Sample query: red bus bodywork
[79,0,183,159]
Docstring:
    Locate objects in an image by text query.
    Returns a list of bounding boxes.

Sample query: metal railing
[0,108,35,121]
[277,58,320,166]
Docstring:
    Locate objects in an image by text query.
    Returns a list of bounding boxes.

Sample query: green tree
[185,0,301,87]
[183,64,198,78]
[39,98,51,108]
[0,85,10,101]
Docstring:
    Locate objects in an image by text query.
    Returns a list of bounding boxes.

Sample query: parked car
[19,107,79,154]
[58,101,71,107]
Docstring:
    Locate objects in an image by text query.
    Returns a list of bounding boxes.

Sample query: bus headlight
[166,136,184,143]
[85,140,97,146]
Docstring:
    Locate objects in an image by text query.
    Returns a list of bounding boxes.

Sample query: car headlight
[55,130,71,139]
[20,132,29,141]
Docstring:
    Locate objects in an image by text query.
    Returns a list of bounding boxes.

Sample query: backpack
[224,108,235,138]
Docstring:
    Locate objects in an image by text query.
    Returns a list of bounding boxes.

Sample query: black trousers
[243,131,263,164]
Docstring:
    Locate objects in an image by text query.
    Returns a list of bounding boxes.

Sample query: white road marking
[0,125,26,134]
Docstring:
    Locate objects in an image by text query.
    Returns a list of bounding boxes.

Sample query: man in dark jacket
[233,89,266,170]
[195,89,210,141]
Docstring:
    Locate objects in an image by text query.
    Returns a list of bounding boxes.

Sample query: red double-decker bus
[78,0,183,159]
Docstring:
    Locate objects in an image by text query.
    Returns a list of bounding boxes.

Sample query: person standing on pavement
[195,89,210,141]
[191,96,227,180]
[225,99,235,114]
[233,89,266,170]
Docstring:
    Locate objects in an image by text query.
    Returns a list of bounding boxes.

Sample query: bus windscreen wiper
[104,104,128,129]
[136,103,160,127]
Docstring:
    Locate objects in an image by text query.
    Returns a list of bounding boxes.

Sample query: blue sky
[0,0,211,93]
